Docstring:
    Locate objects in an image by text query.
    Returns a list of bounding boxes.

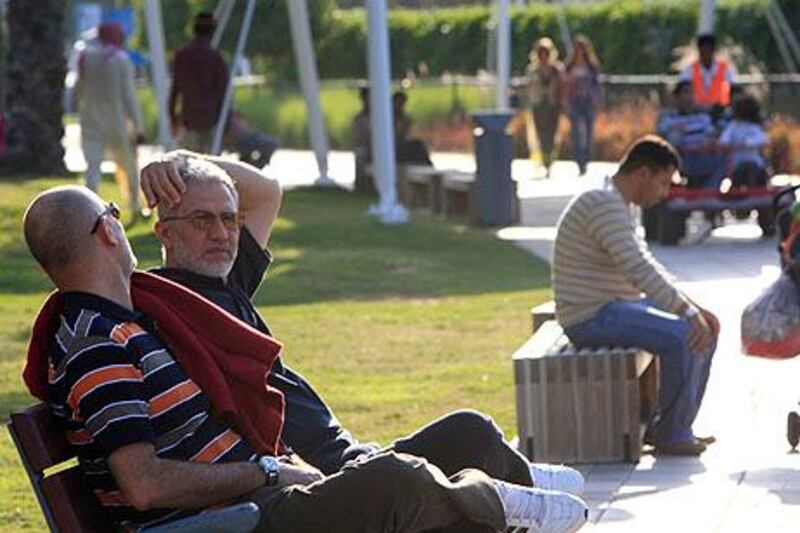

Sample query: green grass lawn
[0,175,550,531]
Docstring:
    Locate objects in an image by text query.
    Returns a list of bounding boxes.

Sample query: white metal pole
[287,0,333,186]
[556,0,572,57]
[766,5,797,73]
[770,1,800,68]
[496,0,511,111]
[211,0,256,155]
[143,0,175,149]
[698,0,715,35]
[366,0,408,224]
[212,0,235,49]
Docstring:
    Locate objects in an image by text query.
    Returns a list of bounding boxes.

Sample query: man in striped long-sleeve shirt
[23,186,590,533]
[553,135,720,456]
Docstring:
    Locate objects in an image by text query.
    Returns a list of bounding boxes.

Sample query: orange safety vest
[692,59,731,108]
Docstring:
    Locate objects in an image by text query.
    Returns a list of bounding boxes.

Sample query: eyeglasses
[90,202,121,235]
[161,211,242,232]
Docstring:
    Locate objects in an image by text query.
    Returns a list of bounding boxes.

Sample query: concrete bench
[513,320,659,464]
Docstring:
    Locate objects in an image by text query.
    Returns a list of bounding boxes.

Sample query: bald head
[23,186,106,281]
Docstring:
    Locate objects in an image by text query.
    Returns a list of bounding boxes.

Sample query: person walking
[563,35,602,176]
[169,12,229,152]
[77,22,145,220]
[526,37,564,176]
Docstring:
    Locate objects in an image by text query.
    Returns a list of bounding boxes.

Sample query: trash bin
[472,111,515,226]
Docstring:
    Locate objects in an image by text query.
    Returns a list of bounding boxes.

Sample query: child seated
[719,94,769,188]
[657,81,724,189]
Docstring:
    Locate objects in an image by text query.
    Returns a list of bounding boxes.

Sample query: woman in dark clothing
[526,37,564,176]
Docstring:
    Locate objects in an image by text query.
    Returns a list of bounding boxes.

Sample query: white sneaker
[530,463,585,496]
[493,479,588,533]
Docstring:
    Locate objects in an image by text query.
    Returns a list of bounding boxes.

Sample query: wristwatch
[684,305,700,319]
[256,455,280,486]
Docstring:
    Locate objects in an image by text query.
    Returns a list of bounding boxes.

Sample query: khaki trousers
[246,452,506,533]
[82,135,140,212]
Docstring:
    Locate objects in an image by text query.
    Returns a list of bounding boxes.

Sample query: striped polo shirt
[552,185,690,328]
[656,109,717,152]
[47,292,257,527]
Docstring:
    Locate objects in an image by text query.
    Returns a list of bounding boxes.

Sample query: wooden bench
[530,300,556,334]
[441,171,475,219]
[513,320,659,464]
[398,164,443,213]
[642,184,788,245]
[7,402,260,533]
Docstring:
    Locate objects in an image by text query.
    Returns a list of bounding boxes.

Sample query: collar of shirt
[150,267,227,291]
[698,59,719,87]
[61,290,143,324]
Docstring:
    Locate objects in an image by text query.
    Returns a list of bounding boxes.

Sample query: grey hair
[157,157,238,219]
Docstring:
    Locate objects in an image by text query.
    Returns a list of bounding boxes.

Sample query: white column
[143,0,175,149]
[212,0,235,49]
[287,0,334,186]
[698,0,715,35]
[496,0,511,111]
[366,0,408,224]
[211,0,256,155]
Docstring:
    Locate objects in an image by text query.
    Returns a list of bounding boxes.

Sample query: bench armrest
[141,502,260,533]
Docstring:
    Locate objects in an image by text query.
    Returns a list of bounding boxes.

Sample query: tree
[2,0,67,175]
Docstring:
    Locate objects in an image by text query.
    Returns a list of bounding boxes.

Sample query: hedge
[315,0,795,78]
[121,0,796,81]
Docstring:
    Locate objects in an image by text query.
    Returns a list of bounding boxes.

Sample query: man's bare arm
[208,157,282,248]
[109,441,264,511]
[109,442,323,511]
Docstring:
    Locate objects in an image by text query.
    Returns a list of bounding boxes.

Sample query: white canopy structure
[365,0,408,224]
[495,0,511,111]
[286,0,336,188]
[142,0,175,150]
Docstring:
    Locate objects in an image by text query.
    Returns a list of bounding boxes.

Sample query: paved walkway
[64,133,799,531]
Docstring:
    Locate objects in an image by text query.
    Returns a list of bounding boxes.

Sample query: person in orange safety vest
[678,34,736,110]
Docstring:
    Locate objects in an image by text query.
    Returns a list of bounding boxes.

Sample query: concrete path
[64,132,799,531]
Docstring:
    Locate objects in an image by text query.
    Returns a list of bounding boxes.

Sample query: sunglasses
[161,211,242,232]
[90,202,121,235]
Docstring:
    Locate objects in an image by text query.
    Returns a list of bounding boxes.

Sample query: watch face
[261,456,279,471]
[259,456,279,485]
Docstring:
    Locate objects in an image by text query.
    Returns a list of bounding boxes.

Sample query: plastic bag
[741,272,800,359]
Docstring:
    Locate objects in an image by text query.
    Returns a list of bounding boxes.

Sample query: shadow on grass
[2,187,550,305]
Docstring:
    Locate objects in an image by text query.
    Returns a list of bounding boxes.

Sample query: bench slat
[10,404,72,471]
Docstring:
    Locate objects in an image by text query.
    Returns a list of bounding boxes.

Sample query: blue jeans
[563,298,715,445]
[569,103,595,173]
